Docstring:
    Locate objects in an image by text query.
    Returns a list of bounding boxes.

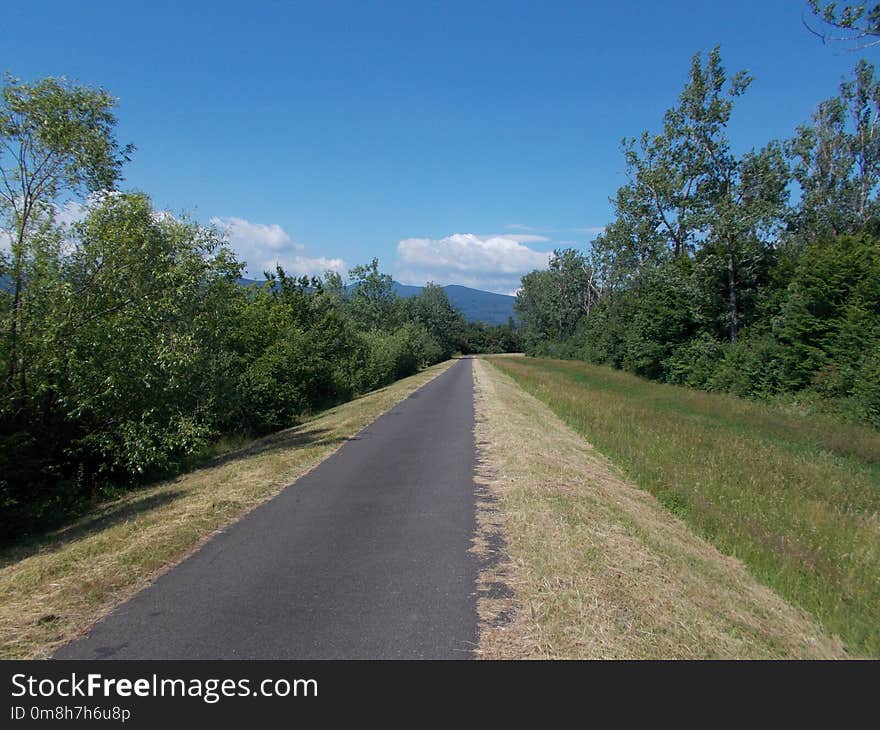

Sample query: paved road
[56,359,478,659]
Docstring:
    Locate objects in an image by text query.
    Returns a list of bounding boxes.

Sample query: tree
[789,60,880,240]
[346,257,399,330]
[700,143,789,343]
[515,248,600,348]
[772,232,880,403]
[321,270,345,299]
[0,75,132,396]
[56,193,238,474]
[615,49,787,343]
[592,188,665,290]
[619,48,752,261]
[405,283,465,359]
[806,2,880,47]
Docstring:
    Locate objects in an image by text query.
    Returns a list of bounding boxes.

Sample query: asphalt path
[55,359,478,659]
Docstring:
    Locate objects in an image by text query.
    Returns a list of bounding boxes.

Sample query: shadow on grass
[204,424,345,469]
[1,423,350,568]
[0,489,187,569]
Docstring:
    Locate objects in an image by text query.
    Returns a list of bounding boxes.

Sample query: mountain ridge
[238,277,516,325]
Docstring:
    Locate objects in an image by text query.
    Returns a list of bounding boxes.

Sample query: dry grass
[0,361,454,659]
[472,358,848,659]
[488,356,880,656]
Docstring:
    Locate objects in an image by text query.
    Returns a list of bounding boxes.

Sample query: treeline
[516,49,880,428]
[0,77,518,538]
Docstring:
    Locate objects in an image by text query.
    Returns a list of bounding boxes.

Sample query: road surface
[56,359,478,659]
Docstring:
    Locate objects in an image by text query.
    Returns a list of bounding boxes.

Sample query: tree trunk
[6,207,31,395]
[727,245,738,344]
[6,240,24,394]
[7,271,21,389]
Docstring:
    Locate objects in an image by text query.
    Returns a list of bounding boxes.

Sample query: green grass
[486,355,880,657]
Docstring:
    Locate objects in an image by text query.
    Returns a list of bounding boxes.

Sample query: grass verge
[0,360,454,659]
[483,355,879,657]
[473,357,847,658]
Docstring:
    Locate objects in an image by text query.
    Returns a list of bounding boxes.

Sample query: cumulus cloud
[55,200,88,228]
[395,233,552,295]
[210,216,345,279]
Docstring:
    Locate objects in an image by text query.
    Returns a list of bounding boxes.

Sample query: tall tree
[405,283,465,359]
[347,257,399,330]
[515,248,599,347]
[789,60,880,240]
[592,187,665,291]
[619,48,752,261]
[615,49,787,343]
[0,76,132,396]
[698,142,789,342]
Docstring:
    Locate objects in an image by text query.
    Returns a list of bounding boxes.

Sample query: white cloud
[395,233,552,295]
[505,233,550,244]
[210,216,345,279]
[55,200,88,228]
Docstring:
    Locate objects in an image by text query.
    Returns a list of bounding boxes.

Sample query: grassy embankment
[482,355,879,657]
[0,360,454,659]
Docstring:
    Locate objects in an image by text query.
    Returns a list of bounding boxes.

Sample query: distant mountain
[238,277,515,325]
[389,281,423,298]
[436,285,516,325]
[237,277,265,288]
[388,282,516,325]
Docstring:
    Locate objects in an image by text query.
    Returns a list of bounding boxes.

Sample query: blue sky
[3,1,871,292]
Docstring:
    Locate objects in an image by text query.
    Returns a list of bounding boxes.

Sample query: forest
[515,49,880,429]
[0,76,518,537]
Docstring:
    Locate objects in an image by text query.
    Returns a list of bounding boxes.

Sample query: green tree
[592,187,664,290]
[616,49,787,342]
[347,257,399,330]
[0,75,132,396]
[773,232,880,395]
[698,143,789,343]
[405,283,465,359]
[515,249,598,350]
[789,60,880,240]
[619,48,752,261]
[56,193,239,475]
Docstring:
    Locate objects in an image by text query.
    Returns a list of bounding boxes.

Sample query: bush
[666,333,726,389]
[852,344,880,427]
[707,337,777,397]
[355,324,444,392]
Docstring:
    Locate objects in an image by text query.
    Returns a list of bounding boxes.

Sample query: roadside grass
[0,360,454,659]
[484,355,880,657]
[473,358,847,658]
